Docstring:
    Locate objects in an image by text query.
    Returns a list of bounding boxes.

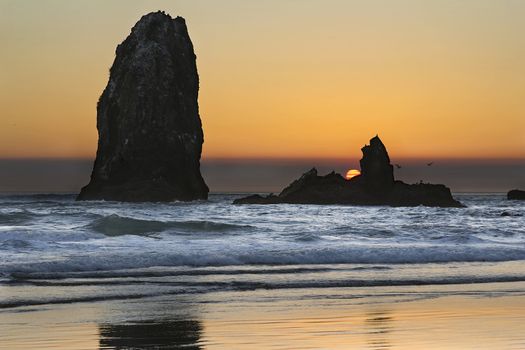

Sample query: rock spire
[78,11,208,202]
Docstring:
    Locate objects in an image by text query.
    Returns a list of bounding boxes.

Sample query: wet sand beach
[1,282,525,349]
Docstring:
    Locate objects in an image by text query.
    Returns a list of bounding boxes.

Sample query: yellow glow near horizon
[345,169,361,180]
[1,0,524,159]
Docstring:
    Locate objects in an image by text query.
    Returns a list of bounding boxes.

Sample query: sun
[345,169,361,180]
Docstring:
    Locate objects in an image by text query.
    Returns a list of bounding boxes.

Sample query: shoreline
[1,282,524,349]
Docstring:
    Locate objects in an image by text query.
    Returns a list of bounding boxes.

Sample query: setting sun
[345,169,361,180]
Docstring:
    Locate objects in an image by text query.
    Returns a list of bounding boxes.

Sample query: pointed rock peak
[138,10,174,21]
[124,11,190,47]
[278,168,318,198]
[301,168,318,179]
[135,11,184,25]
[359,135,394,192]
[364,135,390,161]
[133,11,185,30]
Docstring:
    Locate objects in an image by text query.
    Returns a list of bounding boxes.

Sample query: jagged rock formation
[78,11,208,202]
[234,136,463,207]
[360,135,394,193]
[508,189,525,200]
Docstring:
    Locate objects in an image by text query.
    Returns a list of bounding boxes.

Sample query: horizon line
[0,156,523,162]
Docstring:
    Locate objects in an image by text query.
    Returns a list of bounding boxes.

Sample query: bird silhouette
[394,164,402,169]
[426,162,434,166]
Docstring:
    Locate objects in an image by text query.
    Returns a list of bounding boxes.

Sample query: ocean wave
[1,194,523,279]
[9,266,337,282]
[3,244,525,277]
[12,265,393,281]
[0,211,35,225]
[3,274,525,309]
[88,214,253,236]
[0,239,31,249]
[0,193,75,201]
[0,292,161,309]
[464,208,524,218]
[289,232,321,242]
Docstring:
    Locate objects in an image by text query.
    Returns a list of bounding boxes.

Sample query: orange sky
[1,0,524,159]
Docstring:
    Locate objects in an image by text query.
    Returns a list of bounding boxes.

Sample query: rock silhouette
[78,11,208,202]
[507,189,525,200]
[234,136,463,207]
[359,135,394,193]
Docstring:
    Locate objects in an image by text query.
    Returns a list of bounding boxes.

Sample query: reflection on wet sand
[365,311,392,350]
[1,284,525,349]
[99,320,202,350]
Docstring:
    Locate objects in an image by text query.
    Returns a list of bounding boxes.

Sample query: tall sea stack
[78,11,209,202]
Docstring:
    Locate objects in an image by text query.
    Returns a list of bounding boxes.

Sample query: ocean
[1,193,524,349]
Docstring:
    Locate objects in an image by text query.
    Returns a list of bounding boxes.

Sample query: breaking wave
[3,243,525,277]
[1,192,524,309]
[88,214,253,236]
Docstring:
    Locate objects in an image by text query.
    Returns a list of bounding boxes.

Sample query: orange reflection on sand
[201,293,525,349]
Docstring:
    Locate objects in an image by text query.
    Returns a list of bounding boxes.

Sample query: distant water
[0,193,524,309]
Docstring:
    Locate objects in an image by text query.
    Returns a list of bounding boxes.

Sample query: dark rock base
[507,189,525,200]
[233,169,463,207]
[78,178,207,202]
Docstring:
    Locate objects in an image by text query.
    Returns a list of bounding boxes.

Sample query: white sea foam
[0,193,523,276]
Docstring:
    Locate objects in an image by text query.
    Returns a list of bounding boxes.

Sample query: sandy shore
[1,281,524,349]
